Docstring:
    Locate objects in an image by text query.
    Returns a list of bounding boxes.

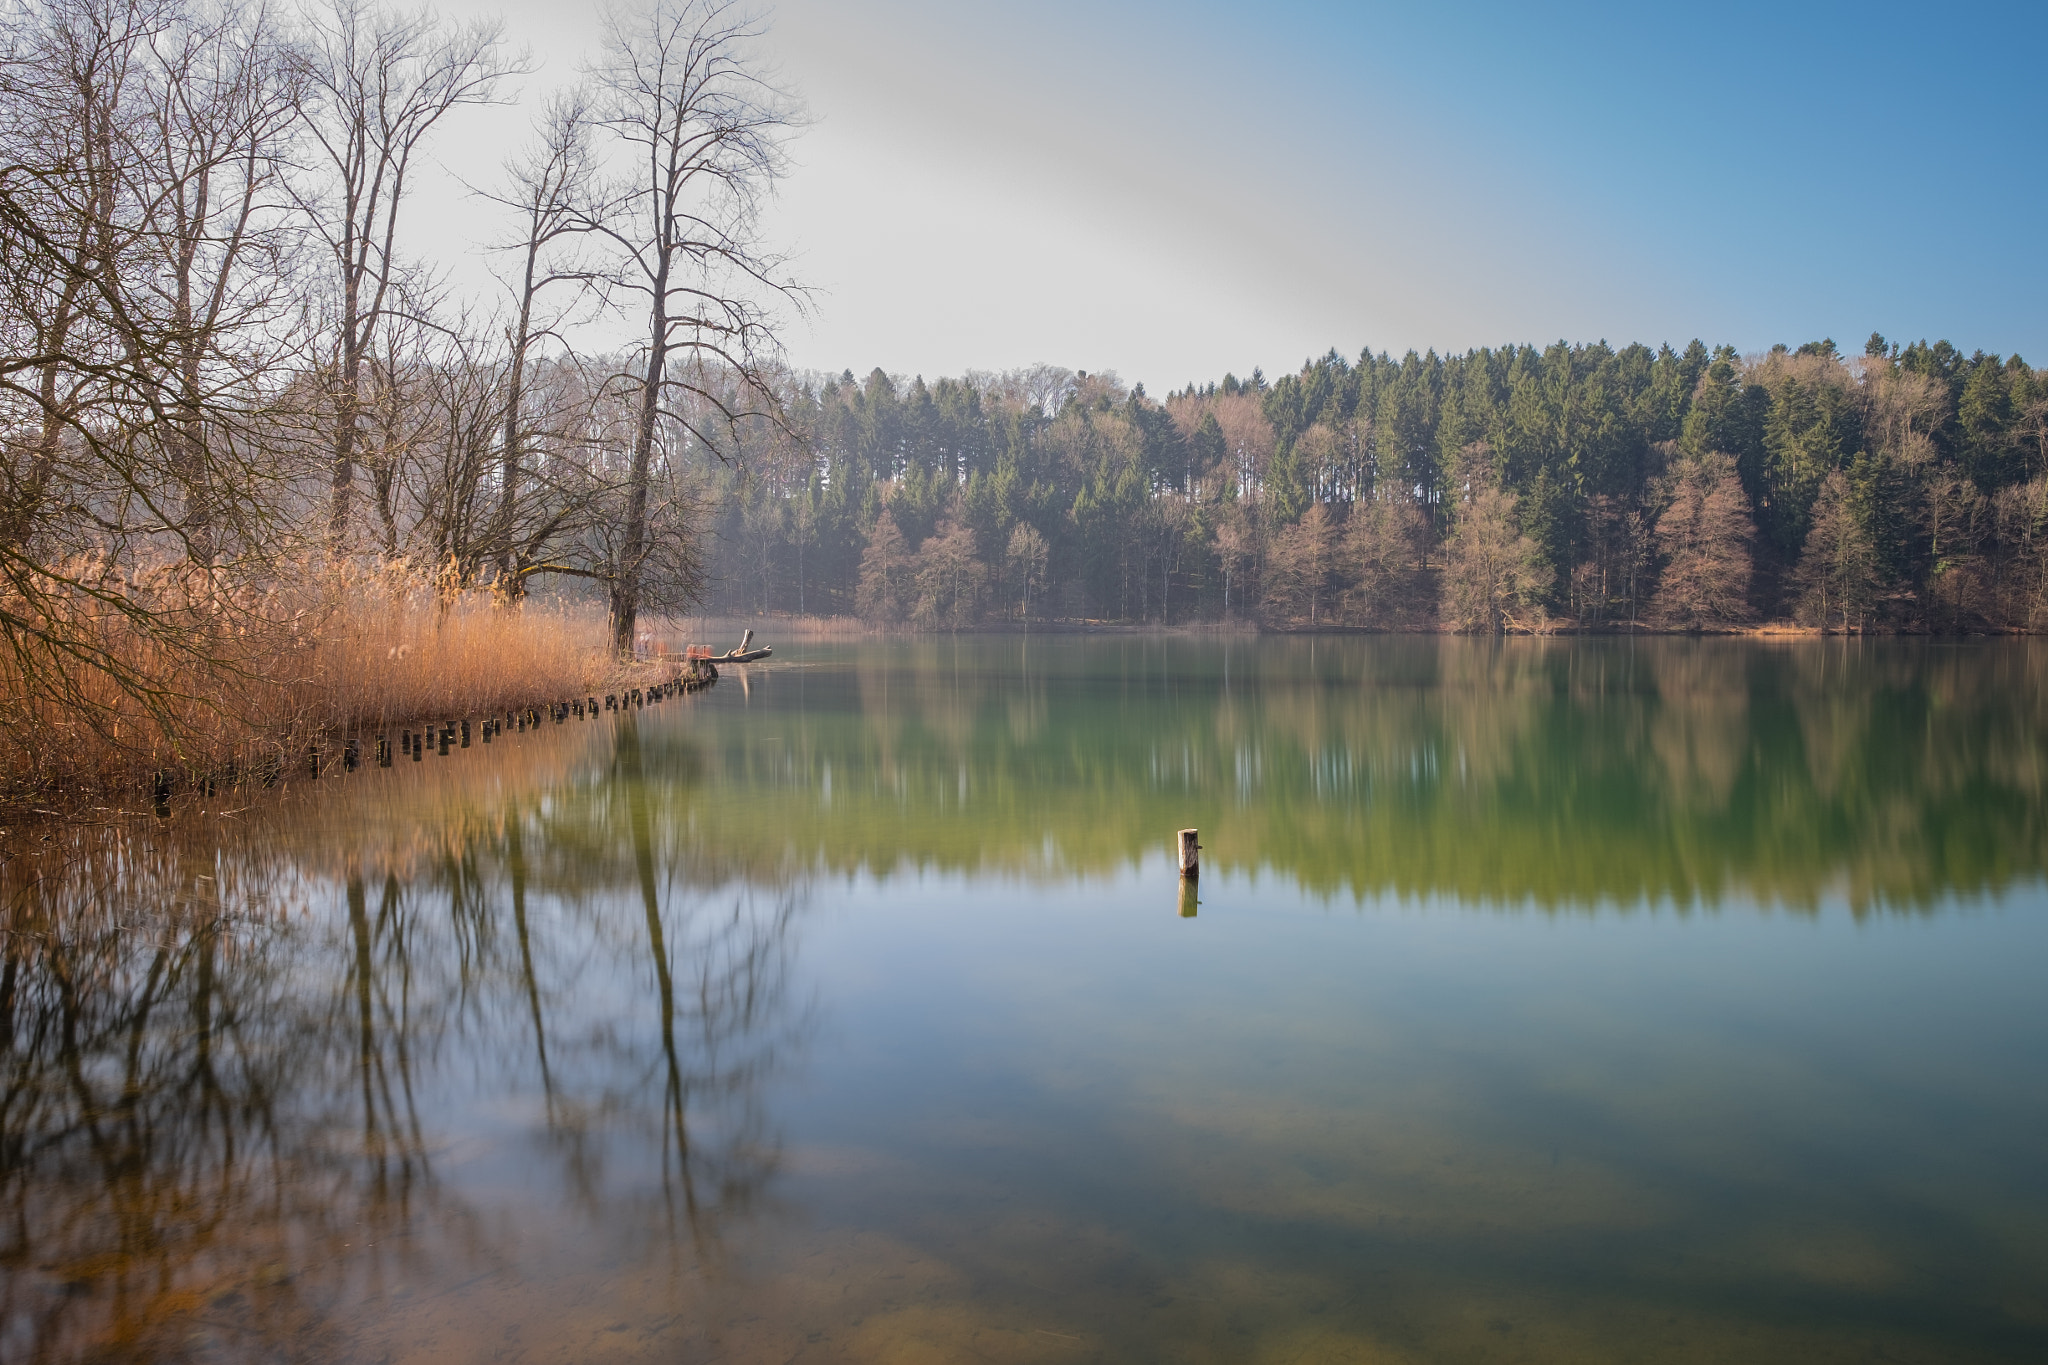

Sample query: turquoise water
[3,636,2044,1362]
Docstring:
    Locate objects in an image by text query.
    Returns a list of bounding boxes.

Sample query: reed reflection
[0,727,810,1363]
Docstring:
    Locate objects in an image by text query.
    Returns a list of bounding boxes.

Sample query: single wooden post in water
[1178,828,1200,878]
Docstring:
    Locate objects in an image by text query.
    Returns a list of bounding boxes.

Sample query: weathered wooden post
[1178,828,1200,878]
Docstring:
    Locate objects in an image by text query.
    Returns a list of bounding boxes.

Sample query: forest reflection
[685,635,2048,911]
[4,637,2044,1361]
[0,719,807,1363]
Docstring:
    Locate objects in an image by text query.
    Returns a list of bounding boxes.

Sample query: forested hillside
[692,337,2048,631]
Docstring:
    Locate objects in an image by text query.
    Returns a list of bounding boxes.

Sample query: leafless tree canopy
[0,0,804,768]
[583,0,803,652]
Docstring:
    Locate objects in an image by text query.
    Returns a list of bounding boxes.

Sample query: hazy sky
[416,0,2048,390]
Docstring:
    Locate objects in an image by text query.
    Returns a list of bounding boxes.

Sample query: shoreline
[0,657,717,828]
[672,613,2034,641]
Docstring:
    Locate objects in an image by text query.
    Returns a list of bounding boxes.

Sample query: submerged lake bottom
[3,636,2045,1363]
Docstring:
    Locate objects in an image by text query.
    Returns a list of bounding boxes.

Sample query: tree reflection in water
[5,637,2045,1364]
[0,718,807,1363]
[666,635,2048,911]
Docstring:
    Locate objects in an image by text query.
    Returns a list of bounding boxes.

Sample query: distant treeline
[689,336,2048,631]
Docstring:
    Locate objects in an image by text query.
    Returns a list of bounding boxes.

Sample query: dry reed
[1,557,629,806]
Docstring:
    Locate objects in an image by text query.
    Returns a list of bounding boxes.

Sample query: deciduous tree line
[689,337,2048,632]
[1,0,795,717]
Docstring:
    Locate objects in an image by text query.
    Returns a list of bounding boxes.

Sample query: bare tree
[911,517,983,628]
[130,0,303,565]
[1650,451,1755,629]
[1213,513,1255,620]
[1263,502,1340,624]
[0,0,301,735]
[295,0,508,546]
[410,318,507,570]
[857,507,907,623]
[1006,521,1047,621]
[1343,488,1423,626]
[1150,492,1194,624]
[1441,486,1551,633]
[1792,471,1881,630]
[478,87,595,588]
[584,0,801,655]
[0,0,150,559]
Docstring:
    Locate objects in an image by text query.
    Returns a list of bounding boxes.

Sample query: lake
[3,635,2045,1363]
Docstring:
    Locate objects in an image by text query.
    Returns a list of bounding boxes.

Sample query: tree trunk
[497,241,538,588]
[330,343,361,544]
[614,304,665,656]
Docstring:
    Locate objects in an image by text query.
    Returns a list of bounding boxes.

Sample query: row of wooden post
[367,677,698,769]
[148,666,714,810]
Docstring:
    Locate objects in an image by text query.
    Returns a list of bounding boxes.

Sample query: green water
[3,636,2045,1363]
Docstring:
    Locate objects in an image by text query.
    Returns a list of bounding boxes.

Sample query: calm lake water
[4,636,2046,1364]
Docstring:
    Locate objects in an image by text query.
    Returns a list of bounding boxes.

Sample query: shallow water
[3,636,2045,1363]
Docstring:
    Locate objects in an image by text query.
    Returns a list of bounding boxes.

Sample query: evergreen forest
[692,336,2048,632]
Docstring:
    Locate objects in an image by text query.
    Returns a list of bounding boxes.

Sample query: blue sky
[422,0,2048,388]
